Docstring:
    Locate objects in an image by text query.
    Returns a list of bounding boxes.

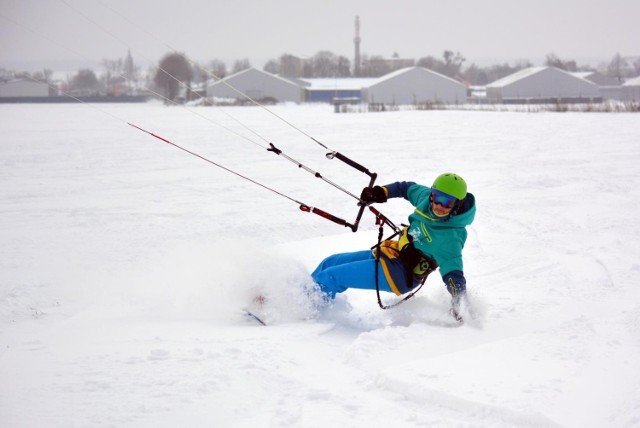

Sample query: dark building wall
[306,89,362,103]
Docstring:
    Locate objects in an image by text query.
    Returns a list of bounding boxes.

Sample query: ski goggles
[431,189,457,208]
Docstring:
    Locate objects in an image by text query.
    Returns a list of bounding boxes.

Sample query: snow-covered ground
[1,102,639,427]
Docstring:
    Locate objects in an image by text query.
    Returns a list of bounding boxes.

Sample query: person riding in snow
[311,173,476,316]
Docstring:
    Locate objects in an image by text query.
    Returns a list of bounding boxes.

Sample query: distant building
[486,67,601,103]
[363,67,467,104]
[572,71,621,86]
[302,78,375,103]
[206,68,304,103]
[572,71,623,101]
[0,79,49,97]
[622,76,640,102]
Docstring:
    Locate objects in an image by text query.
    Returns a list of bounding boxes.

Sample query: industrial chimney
[354,16,361,77]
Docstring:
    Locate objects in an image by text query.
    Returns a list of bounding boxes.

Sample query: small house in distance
[486,66,601,103]
[622,76,640,102]
[206,68,304,103]
[362,67,467,105]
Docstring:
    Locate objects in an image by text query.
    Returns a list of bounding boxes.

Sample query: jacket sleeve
[382,181,416,200]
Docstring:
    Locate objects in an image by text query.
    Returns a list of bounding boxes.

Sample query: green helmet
[432,173,467,200]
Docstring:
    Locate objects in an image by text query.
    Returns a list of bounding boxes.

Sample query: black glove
[360,186,387,204]
[444,271,467,302]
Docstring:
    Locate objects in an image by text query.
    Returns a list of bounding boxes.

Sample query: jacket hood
[446,193,476,227]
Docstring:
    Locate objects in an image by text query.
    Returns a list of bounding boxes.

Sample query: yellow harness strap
[379,258,402,296]
[371,227,411,296]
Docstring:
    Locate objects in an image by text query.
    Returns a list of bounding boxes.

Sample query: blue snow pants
[311,250,415,299]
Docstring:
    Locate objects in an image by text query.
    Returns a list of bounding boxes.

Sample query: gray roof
[623,76,640,87]
[370,66,462,86]
[285,67,461,91]
[207,68,301,89]
[486,67,548,88]
[572,71,595,79]
[487,66,599,88]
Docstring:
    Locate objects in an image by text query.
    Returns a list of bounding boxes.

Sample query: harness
[370,208,438,309]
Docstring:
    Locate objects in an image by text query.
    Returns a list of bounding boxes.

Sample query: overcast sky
[1,0,639,72]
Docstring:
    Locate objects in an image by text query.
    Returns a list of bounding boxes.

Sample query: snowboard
[243,295,267,326]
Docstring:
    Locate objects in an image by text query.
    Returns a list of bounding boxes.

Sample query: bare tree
[462,63,488,85]
[417,55,443,71]
[417,51,465,78]
[232,58,251,74]
[262,52,350,78]
[545,53,577,71]
[154,52,193,102]
[279,54,303,77]
[311,51,338,77]
[607,53,630,82]
[263,59,279,75]
[360,55,391,77]
[209,59,227,80]
[442,50,466,78]
[485,62,531,83]
[70,69,99,94]
[336,55,352,77]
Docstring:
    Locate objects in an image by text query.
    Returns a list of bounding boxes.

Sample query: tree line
[260,50,639,84]
[3,49,639,102]
[152,50,640,100]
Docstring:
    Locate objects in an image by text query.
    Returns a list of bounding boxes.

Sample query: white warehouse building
[362,67,467,105]
[486,66,601,103]
[206,68,304,103]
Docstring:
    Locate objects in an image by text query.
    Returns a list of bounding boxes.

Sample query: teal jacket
[384,181,476,279]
